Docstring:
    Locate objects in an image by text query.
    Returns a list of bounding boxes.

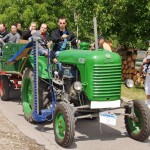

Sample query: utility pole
[74,12,79,40]
[93,17,98,50]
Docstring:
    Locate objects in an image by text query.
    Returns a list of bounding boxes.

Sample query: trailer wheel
[0,75,10,101]
[22,68,44,123]
[53,102,75,147]
[125,100,150,141]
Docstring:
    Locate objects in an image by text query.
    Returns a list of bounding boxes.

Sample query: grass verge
[121,84,146,100]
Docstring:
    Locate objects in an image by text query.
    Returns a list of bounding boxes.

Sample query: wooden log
[125,65,128,70]
[133,69,137,74]
[127,56,132,62]
[122,64,125,69]
[131,61,135,68]
[133,74,137,82]
[137,72,141,77]
[131,69,134,74]
[128,74,132,79]
[122,75,125,80]
[123,74,126,79]
[122,55,127,60]
[128,68,132,73]
[126,69,129,74]
[123,60,127,65]
[123,69,126,74]
[135,80,140,86]
[128,61,135,68]
[123,74,125,78]
[132,53,137,60]
[126,74,129,79]
[127,61,131,67]
[132,68,136,73]
[137,76,141,83]
[140,79,144,87]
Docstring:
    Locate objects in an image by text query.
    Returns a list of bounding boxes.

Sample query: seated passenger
[98,36,112,52]
[32,23,50,56]
[0,23,9,53]
[16,22,23,38]
[0,23,9,39]
[0,24,20,47]
[22,22,37,40]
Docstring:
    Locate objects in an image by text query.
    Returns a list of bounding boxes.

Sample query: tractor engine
[54,49,122,108]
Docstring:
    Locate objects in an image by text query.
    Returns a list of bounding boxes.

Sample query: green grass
[121,84,146,100]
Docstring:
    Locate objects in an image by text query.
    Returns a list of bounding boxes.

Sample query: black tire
[53,102,75,147]
[0,75,10,101]
[9,88,21,100]
[125,100,150,141]
[21,68,47,123]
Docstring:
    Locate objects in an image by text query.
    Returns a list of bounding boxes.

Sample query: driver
[50,16,77,63]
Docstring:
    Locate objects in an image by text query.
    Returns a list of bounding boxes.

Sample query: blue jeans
[55,51,62,72]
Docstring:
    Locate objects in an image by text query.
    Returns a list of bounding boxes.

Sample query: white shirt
[103,42,112,51]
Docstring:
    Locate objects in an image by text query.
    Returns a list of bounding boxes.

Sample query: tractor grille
[92,64,121,100]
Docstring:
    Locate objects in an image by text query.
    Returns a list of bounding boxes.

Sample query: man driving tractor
[50,16,77,63]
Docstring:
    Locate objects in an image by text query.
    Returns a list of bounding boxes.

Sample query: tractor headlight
[73,81,82,91]
[125,79,134,88]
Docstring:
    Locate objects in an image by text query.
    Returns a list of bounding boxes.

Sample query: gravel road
[0,98,150,150]
[0,111,45,150]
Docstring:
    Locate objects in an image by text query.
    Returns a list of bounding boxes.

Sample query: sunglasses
[59,22,66,24]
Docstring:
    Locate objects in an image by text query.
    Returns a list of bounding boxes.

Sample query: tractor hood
[58,49,121,65]
[58,49,122,101]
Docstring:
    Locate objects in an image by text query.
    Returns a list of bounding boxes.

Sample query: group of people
[0,17,77,61]
[0,16,113,57]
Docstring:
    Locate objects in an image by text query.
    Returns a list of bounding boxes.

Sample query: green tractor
[0,38,150,148]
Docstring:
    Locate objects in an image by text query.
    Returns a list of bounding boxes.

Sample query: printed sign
[99,111,117,126]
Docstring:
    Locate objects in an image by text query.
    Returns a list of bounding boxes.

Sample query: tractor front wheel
[125,100,150,141]
[53,102,75,147]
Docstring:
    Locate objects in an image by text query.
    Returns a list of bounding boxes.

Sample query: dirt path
[0,111,45,150]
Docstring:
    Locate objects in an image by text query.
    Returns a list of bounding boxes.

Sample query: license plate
[99,111,117,126]
[90,100,120,109]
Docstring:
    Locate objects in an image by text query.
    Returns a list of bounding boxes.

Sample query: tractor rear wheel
[0,75,10,101]
[53,102,75,147]
[125,100,150,141]
[21,68,45,123]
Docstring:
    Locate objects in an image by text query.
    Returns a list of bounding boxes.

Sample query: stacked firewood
[134,72,145,87]
[117,46,144,87]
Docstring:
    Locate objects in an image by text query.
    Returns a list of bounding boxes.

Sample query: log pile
[117,46,144,87]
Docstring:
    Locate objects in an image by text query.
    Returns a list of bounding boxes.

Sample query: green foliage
[0,0,149,48]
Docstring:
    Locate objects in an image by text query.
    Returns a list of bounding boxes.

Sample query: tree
[0,0,149,48]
